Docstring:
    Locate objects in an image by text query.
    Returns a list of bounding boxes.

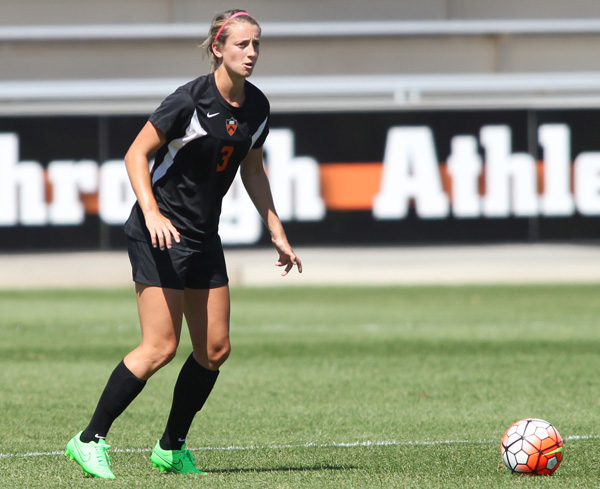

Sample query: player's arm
[240,148,302,276]
[124,121,180,250]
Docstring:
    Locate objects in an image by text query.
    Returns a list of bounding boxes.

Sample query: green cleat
[150,440,206,474]
[65,431,116,479]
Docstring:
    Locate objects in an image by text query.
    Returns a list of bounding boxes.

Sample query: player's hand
[273,239,302,276]
[144,210,180,250]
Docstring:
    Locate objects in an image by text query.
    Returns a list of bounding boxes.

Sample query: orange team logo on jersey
[226,118,238,136]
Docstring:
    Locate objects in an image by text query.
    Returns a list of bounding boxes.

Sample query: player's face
[219,23,260,78]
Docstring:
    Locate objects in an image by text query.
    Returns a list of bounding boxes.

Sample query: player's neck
[213,68,246,107]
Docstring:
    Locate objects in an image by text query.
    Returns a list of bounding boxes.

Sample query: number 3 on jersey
[218,145,234,172]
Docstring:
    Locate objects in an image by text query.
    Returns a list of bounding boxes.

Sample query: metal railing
[2,72,600,115]
[2,19,600,42]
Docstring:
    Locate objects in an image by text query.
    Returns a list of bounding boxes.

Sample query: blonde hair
[201,9,261,72]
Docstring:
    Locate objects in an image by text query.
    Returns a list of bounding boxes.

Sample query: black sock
[80,360,146,443]
[159,353,219,451]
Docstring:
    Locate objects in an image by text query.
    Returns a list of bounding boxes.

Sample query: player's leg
[84,284,185,436]
[186,284,231,370]
[151,285,230,474]
[67,284,185,478]
[124,284,185,380]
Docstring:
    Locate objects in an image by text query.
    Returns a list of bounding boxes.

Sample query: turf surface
[0,285,599,488]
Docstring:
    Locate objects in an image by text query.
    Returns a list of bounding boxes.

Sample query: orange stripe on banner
[319,163,383,211]
[44,170,100,214]
[40,160,562,216]
[319,161,553,211]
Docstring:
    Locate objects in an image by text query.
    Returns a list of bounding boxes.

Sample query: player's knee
[207,339,231,369]
[152,342,179,370]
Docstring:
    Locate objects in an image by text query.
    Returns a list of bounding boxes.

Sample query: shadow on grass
[210,464,358,474]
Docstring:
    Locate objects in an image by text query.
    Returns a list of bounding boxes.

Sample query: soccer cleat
[65,431,116,479]
[150,440,206,474]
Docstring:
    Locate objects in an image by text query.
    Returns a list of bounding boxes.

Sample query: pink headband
[214,12,251,43]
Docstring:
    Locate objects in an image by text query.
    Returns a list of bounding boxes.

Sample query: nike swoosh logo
[544,447,563,457]
[207,112,220,118]
[156,452,184,471]
[74,442,92,463]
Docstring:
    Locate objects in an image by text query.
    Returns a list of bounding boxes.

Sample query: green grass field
[1,284,599,488]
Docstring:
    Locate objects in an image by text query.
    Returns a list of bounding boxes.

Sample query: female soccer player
[66,9,302,479]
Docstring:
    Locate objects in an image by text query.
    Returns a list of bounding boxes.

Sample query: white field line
[0,435,597,460]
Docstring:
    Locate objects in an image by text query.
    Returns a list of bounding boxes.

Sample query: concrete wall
[4,29,600,82]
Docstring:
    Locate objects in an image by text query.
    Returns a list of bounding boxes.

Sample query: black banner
[1,109,600,251]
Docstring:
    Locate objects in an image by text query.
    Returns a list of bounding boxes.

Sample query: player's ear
[212,42,223,59]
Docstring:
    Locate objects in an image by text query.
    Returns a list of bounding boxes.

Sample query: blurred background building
[4,0,600,112]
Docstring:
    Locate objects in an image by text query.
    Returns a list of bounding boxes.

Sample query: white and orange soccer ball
[500,418,564,476]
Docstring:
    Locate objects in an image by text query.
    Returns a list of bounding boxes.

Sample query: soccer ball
[500,418,563,475]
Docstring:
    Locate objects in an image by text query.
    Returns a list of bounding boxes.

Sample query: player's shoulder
[155,75,214,117]
[177,74,212,99]
[244,80,270,114]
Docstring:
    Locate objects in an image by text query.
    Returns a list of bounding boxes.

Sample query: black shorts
[127,238,229,290]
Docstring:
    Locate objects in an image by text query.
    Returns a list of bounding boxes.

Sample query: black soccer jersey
[125,73,270,250]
